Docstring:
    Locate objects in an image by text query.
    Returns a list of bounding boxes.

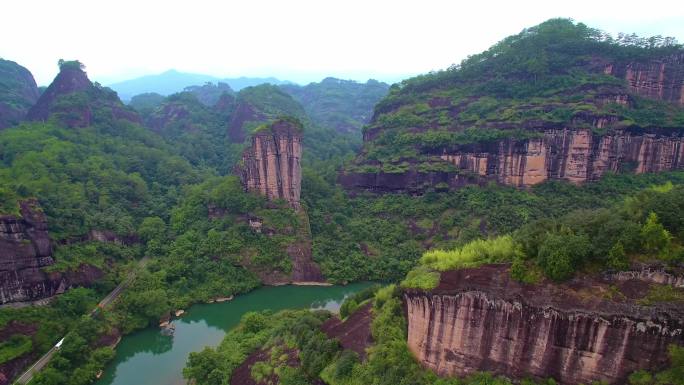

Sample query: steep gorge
[404,265,684,385]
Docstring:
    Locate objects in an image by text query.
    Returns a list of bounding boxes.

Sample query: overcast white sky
[2,0,684,86]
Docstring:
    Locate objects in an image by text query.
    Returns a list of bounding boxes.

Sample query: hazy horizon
[3,0,684,87]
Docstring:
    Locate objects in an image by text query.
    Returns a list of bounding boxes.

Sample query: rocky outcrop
[0,321,39,385]
[0,59,40,129]
[0,199,102,304]
[321,302,373,359]
[0,199,54,303]
[227,84,308,143]
[146,98,198,134]
[404,265,684,385]
[27,61,140,128]
[228,99,267,143]
[287,239,323,282]
[238,119,303,209]
[341,128,684,192]
[236,119,323,283]
[605,53,684,105]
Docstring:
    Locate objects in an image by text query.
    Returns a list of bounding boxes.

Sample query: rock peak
[27,60,140,128]
[238,118,303,209]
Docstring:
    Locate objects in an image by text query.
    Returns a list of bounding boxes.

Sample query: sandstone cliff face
[239,119,303,209]
[0,200,54,304]
[605,53,684,105]
[236,119,323,283]
[27,64,140,128]
[405,265,684,385]
[341,128,683,192]
[0,200,103,304]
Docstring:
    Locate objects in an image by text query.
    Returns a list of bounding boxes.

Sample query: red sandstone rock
[236,119,323,283]
[321,302,373,359]
[404,265,684,385]
[27,64,140,128]
[238,119,303,209]
[606,53,684,105]
[0,199,103,304]
[341,128,684,192]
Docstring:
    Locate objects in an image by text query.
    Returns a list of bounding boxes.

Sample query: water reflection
[95,282,374,385]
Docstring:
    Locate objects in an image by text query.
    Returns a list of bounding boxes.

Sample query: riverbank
[94,282,374,385]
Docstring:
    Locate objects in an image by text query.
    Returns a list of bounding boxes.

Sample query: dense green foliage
[402,183,684,289]
[4,20,684,385]
[183,82,234,106]
[0,335,33,364]
[282,78,389,134]
[143,91,241,173]
[0,58,37,115]
[128,92,165,116]
[184,309,338,385]
[0,121,202,236]
[338,284,380,319]
[629,345,684,385]
[30,316,116,385]
[305,168,684,283]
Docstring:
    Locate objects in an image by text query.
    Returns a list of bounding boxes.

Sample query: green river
[94,282,374,385]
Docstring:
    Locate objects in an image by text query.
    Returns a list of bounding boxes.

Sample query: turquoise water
[95,282,374,385]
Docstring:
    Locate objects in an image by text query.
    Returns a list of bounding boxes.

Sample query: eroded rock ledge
[0,200,103,305]
[404,265,684,385]
[340,128,684,192]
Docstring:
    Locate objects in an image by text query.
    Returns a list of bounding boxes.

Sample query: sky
[2,0,684,86]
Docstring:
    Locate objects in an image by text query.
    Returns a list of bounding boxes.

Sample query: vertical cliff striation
[236,118,323,283]
[239,118,303,209]
[605,53,684,105]
[0,199,54,304]
[0,199,103,304]
[404,265,684,385]
[440,128,683,188]
[340,128,684,192]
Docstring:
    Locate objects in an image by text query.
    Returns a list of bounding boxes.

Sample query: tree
[536,230,590,281]
[607,241,629,270]
[641,212,672,254]
[57,59,85,71]
[139,216,166,242]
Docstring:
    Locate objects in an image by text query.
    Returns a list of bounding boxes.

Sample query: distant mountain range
[107,69,292,101]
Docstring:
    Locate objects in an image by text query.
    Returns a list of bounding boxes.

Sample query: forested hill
[0,58,40,129]
[342,18,684,191]
[107,69,290,101]
[281,77,389,135]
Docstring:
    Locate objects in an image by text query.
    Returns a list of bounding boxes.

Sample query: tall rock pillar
[239,118,303,209]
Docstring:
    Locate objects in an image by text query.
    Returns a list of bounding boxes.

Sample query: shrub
[420,235,520,271]
[536,230,590,281]
[401,266,440,290]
